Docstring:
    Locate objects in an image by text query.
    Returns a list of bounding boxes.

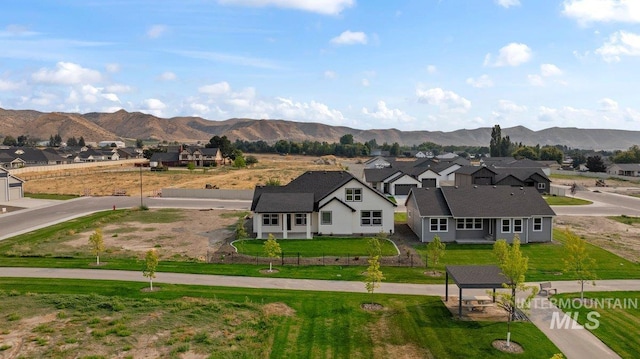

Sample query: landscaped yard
[554,291,640,359]
[234,237,399,257]
[544,196,593,205]
[0,278,561,358]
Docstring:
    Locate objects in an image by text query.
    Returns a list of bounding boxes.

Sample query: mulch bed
[492,340,524,353]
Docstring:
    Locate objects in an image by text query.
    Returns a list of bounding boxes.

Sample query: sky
[1,0,640,132]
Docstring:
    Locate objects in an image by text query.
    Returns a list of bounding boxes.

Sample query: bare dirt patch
[63,209,238,261]
[262,302,296,317]
[556,216,640,263]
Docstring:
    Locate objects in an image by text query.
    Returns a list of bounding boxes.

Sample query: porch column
[256,213,263,239]
[282,214,288,239]
[306,213,311,239]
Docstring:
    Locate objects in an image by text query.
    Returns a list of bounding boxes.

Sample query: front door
[286,214,292,231]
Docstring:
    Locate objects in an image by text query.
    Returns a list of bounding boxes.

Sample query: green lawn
[414,229,640,282]
[394,212,407,223]
[0,278,561,358]
[555,291,640,359]
[608,215,640,225]
[234,237,399,257]
[544,196,593,205]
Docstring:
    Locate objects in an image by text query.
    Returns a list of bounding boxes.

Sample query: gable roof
[0,167,25,183]
[252,171,395,213]
[363,167,402,182]
[254,192,314,213]
[493,167,549,182]
[454,165,497,175]
[409,186,555,218]
[608,163,640,171]
[318,197,356,212]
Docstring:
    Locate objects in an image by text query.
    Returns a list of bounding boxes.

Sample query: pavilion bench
[539,282,558,296]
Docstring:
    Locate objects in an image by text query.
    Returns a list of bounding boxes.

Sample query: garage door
[394,184,417,195]
[9,185,22,201]
[422,178,436,188]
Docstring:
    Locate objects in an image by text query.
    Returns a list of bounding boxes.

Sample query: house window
[295,213,307,226]
[513,218,523,233]
[430,218,448,232]
[345,188,362,202]
[361,211,382,226]
[501,219,511,233]
[537,183,546,190]
[321,211,332,225]
[456,218,483,230]
[533,217,543,231]
[262,214,279,226]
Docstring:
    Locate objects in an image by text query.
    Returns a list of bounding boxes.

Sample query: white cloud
[540,63,563,77]
[330,30,368,45]
[159,71,177,81]
[416,87,471,112]
[361,78,370,87]
[595,30,640,62]
[140,98,167,116]
[105,63,120,73]
[497,100,527,113]
[528,74,544,86]
[362,101,415,123]
[29,92,58,106]
[324,70,337,79]
[105,84,132,93]
[147,25,167,39]
[217,0,354,15]
[274,97,346,124]
[599,97,619,111]
[466,74,494,88]
[32,62,102,85]
[199,81,232,96]
[495,0,520,8]
[172,50,281,70]
[562,0,640,25]
[484,42,532,67]
[426,65,437,74]
[0,79,24,91]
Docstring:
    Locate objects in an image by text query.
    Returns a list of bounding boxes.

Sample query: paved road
[0,267,636,359]
[552,188,640,216]
[0,196,250,240]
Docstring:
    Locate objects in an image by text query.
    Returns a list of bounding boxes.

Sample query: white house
[0,168,24,202]
[251,171,396,239]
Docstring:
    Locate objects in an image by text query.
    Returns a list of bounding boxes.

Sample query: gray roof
[363,167,401,182]
[454,165,496,175]
[409,185,555,218]
[609,163,640,171]
[493,167,549,183]
[253,193,314,213]
[446,265,507,288]
[150,152,179,162]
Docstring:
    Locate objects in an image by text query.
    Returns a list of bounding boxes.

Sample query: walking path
[1,267,636,358]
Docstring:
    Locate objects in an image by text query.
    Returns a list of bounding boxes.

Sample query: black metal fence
[207,250,421,267]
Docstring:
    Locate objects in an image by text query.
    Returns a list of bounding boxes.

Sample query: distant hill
[0,108,638,150]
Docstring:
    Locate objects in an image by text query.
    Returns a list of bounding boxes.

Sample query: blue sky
[1,0,640,132]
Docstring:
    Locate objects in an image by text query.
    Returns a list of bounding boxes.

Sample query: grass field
[234,237,399,257]
[0,278,561,358]
[554,291,640,359]
[609,215,640,225]
[544,196,593,205]
[23,193,80,200]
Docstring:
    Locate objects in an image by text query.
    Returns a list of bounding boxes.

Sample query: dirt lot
[21,154,349,196]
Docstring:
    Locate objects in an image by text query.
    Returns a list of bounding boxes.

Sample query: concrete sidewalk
[1,268,636,358]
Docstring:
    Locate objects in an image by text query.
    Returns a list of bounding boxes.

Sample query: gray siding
[527,217,553,242]
[422,217,456,242]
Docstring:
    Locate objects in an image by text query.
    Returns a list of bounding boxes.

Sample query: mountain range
[0,108,637,150]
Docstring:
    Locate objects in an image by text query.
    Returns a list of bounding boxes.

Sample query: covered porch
[255,212,313,239]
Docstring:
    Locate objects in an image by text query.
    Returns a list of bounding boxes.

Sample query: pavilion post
[458,287,463,319]
[445,271,449,301]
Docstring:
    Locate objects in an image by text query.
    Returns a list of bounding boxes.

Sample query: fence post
[256,253,258,266]
[347,253,349,266]
[297,252,300,266]
[410,254,413,268]
[322,253,324,266]
[281,251,284,266]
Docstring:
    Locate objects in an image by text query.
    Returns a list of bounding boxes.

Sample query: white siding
[417,170,440,188]
[318,201,353,235]
[390,175,420,195]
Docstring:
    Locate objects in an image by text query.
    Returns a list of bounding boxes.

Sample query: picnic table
[461,295,493,312]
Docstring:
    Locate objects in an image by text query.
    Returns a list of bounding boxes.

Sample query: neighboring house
[0,167,24,202]
[405,186,555,243]
[454,165,551,193]
[117,147,143,160]
[149,152,180,167]
[98,140,126,148]
[363,158,464,194]
[607,163,640,177]
[364,156,393,169]
[0,147,67,166]
[251,171,396,239]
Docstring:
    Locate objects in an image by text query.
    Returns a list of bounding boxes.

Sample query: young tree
[493,236,538,347]
[235,221,248,240]
[143,249,159,291]
[563,229,597,301]
[187,162,196,172]
[264,234,282,272]
[364,254,384,305]
[426,235,446,268]
[233,153,246,168]
[88,228,105,266]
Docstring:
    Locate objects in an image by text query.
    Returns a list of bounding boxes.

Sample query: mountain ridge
[0,108,637,150]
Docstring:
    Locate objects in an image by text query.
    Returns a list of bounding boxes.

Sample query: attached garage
[0,168,24,202]
[422,178,436,188]
[394,183,418,195]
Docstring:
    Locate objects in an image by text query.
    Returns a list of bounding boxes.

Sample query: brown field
[22,154,351,196]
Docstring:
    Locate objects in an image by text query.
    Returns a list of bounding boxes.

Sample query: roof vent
[510,193,514,196]
[454,186,458,189]
[520,187,524,190]
[493,185,497,188]
[473,185,478,188]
